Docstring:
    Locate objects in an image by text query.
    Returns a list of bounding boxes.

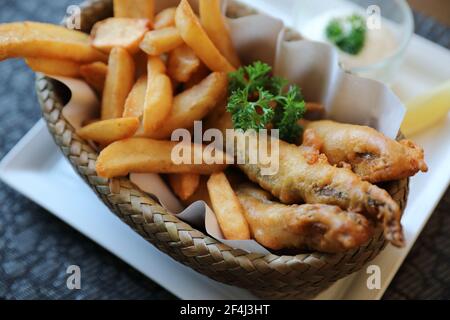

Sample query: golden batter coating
[304,120,428,183]
[236,184,373,253]
[236,133,405,247]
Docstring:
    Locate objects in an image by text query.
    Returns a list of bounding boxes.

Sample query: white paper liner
[54,76,99,131]
[47,0,406,255]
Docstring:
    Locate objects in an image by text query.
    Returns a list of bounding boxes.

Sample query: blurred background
[0,0,449,300]
[408,0,450,26]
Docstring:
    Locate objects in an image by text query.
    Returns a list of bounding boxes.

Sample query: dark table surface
[0,0,449,300]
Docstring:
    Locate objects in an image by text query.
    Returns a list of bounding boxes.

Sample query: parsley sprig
[226,61,306,143]
[326,14,366,55]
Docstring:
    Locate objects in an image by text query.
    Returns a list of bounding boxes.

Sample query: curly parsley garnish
[326,14,366,55]
[226,61,306,143]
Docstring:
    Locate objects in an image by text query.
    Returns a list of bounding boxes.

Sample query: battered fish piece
[303,120,428,183]
[236,133,404,247]
[236,184,373,253]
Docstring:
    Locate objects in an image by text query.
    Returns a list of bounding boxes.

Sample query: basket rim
[34,0,410,298]
[44,0,411,262]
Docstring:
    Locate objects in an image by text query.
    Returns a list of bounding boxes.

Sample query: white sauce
[301,8,398,69]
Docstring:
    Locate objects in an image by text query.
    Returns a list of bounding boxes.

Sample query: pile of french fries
[0,0,252,241]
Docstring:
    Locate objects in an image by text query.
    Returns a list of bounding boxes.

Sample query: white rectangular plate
[1,1,450,300]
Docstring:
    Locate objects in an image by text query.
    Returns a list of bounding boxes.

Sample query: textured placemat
[0,0,448,300]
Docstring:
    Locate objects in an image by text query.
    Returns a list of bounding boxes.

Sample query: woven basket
[35,0,409,299]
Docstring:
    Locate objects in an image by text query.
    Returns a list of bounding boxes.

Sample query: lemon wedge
[401,80,450,137]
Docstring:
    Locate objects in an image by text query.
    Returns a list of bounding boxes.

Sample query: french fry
[168,44,201,82]
[175,0,235,73]
[154,7,177,30]
[168,173,200,201]
[83,118,100,126]
[113,0,155,21]
[25,57,81,77]
[0,22,107,63]
[102,47,135,120]
[207,172,251,240]
[80,62,108,94]
[96,138,229,178]
[138,56,171,135]
[199,0,241,68]
[184,63,210,89]
[123,75,147,118]
[78,117,140,144]
[181,176,211,207]
[0,21,89,41]
[139,27,184,56]
[147,55,167,75]
[143,73,173,134]
[91,18,150,54]
[148,72,228,139]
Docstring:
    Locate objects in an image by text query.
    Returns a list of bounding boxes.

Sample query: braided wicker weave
[35,0,409,299]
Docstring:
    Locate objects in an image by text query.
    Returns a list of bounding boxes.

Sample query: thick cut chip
[123,75,147,118]
[139,27,184,56]
[154,7,176,29]
[25,58,81,77]
[207,172,251,240]
[147,55,166,75]
[77,117,140,144]
[113,0,155,21]
[0,22,107,62]
[80,61,108,94]
[181,176,211,207]
[175,0,235,72]
[143,73,173,135]
[96,138,229,178]
[199,0,241,68]
[102,47,135,120]
[168,173,200,201]
[168,44,201,82]
[147,72,227,139]
[91,18,150,54]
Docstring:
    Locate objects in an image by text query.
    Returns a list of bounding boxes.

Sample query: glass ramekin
[293,0,414,84]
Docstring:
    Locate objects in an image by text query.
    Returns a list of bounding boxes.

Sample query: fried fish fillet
[304,120,428,183]
[236,133,404,247]
[236,184,373,253]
